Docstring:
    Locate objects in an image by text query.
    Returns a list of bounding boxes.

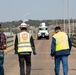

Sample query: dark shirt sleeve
[68,36,72,51]
[2,33,7,50]
[51,37,56,56]
[14,35,18,52]
[2,34,6,45]
[30,36,36,52]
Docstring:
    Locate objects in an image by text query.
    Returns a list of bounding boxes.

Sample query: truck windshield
[39,28,48,30]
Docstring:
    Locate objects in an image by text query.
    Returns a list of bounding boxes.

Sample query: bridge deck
[4,37,76,75]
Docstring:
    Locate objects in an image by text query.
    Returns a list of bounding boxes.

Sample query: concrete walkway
[4,39,76,75]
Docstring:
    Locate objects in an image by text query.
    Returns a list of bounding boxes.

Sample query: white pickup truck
[37,22,49,39]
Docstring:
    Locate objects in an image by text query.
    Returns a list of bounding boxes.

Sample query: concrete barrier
[4,35,15,53]
[6,35,14,48]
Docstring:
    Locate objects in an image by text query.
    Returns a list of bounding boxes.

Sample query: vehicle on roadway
[37,22,49,40]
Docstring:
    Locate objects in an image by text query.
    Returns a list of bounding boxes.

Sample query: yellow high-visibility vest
[17,32,32,53]
[53,32,69,51]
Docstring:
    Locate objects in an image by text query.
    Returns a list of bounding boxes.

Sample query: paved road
[4,37,76,75]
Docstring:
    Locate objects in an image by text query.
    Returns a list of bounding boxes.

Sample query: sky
[0,0,76,22]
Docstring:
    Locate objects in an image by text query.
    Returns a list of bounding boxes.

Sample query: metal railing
[70,34,76,47]
[6,35,14,48]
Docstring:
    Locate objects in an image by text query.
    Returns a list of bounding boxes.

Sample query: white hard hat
[20,23,27,28]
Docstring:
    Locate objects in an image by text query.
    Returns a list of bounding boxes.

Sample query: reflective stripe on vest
[17,32,32,53]
[53,32,69,51]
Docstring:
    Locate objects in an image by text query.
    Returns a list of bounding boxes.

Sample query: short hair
[54,26,61,31]
[20,27,27,31]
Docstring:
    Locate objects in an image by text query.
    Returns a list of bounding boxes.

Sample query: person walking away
[50,26,72,75]
[14,22,36,75]
[0,24,7,75]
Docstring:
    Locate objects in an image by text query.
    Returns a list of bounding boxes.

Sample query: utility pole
[68,0,70,37]
[63,0,65,32]
[72,19,74,34]
[23,13,30,23]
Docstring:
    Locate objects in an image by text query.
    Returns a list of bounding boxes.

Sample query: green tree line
[0,19,76,34]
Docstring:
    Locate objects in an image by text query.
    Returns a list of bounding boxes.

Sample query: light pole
[63,0,65,32]
[68,0,70,37]
[23,13,30,22]
[72,19,74,34]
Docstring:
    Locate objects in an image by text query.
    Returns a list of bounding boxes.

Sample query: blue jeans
[0,51,4,75]
[54,56,68,75]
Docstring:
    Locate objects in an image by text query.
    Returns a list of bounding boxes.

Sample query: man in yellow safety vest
[50,26,72,75]
[14,22,36,75]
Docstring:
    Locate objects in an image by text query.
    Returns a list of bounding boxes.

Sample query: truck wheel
[37,37,41,40]
[46,36,49,40]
